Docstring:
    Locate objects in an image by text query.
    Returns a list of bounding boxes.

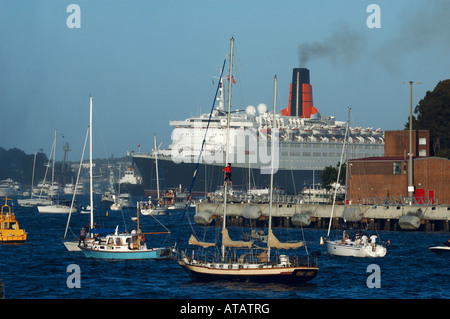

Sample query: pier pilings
[195,202,450,232]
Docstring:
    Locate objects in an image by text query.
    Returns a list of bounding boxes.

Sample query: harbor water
[0,195,449,300]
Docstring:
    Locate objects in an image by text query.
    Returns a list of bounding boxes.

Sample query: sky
[1,0,449,160]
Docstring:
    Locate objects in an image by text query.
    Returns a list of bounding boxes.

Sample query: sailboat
[141,134,167,216]
[61,96,171,259]
[175,38,318,283]
[324,108,386,258]
[37,130,76,214]
[63,97,124,252]
[79,202,171,260]
[18,152,53,207]
[63,97,98,252]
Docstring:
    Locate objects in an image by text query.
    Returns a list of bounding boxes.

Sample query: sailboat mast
[52,130,57,189]
[327,107,350,238]
[154,134,160,202]
[222,37,234,260]
[268,75,277,259]
[31,152,36,197]
[89,96,94,229]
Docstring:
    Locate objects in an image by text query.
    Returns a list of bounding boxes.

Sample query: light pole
[402,81,421,202]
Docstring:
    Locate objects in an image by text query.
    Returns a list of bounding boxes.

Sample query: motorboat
[0,196,27,243]
[429,241,450,254]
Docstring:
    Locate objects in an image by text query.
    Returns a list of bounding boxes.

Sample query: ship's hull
[133,154,321,195]
[133,139,384,195]
[114,182,145,196]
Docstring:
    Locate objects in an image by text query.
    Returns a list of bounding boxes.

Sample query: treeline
[0,147,73,186]
[0,147,131,187]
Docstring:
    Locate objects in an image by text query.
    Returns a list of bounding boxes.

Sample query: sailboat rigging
[140,134,167,216]
[37,130,76,214]
[175,38,318,283]
[63,96,171,259]
[324,108,387,258]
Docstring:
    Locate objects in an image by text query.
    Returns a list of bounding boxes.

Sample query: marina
[0,195,449,299]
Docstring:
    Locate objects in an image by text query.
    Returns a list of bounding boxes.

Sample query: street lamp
[402,81,421,202]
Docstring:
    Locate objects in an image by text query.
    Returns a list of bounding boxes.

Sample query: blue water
[1,195,449,300]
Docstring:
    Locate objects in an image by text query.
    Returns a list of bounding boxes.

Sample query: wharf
[195,202,450,232]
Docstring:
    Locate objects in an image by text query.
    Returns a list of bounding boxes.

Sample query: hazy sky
[1,0,449,160]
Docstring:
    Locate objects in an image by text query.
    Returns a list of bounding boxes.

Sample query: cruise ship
[132,68,384,195]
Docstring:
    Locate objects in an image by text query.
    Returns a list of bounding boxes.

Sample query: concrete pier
[195,202,450,232]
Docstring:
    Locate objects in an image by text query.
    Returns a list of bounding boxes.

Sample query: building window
[419,137,426,145]
[393,161,401,175]
[419,149,426,157]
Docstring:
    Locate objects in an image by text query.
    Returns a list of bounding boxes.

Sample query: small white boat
[80,205,95,214]
[327,237,387,258]
[141,205,167,216]
[110,202,122,211]
[37,204,77,214]
[429,241,450,254]
[18,196,53,207]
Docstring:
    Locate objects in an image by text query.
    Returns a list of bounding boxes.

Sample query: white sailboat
[141,134,167,216]
[63,97,96,252]
[18,152,53,207]
[324,108,386,258]
[37,130,76,214]
[175,39,318,283]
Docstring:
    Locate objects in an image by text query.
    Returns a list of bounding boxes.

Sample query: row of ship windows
[286,144,383,150]
[282,152,379,157]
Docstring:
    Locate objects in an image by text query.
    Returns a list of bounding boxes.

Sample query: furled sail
[188,234,216,248]
[267,229,304,249]
[221,228,253,248]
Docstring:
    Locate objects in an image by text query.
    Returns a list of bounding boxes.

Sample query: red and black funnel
[281,68,318,118]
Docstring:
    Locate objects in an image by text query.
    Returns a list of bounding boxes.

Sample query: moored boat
[79,202,172,260]
[429,240,450,254]
[37,202,77,214]
[175,39,318,284]
[326,231,386,257]
[0,196,27,244]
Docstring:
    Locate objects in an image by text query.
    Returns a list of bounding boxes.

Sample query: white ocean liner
[132,68,384,194]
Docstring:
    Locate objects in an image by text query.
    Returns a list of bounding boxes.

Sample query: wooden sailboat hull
[178,260,318,284]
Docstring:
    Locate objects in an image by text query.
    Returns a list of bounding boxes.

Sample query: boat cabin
[91,231,145,251]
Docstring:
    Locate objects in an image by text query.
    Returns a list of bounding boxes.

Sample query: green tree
[321,162,346,190]
[405,79,450,158]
